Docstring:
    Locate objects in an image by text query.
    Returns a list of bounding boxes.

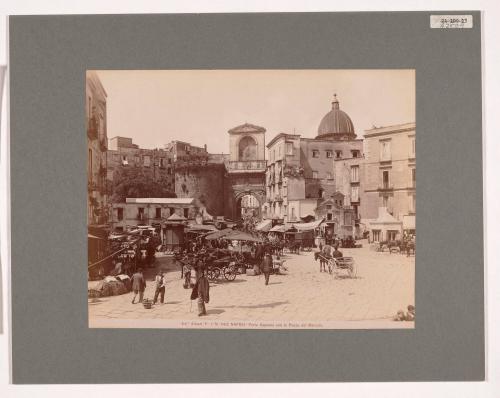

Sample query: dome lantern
[316,94,356,140]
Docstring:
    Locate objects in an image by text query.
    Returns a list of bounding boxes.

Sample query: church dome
[317,94,356,140]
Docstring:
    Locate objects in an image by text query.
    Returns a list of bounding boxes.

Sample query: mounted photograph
[87,69,416,329]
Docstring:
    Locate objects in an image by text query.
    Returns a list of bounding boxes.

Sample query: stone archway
[236,193,261,219]
[232,189,265,222]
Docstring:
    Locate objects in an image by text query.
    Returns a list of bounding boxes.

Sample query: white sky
[95,69,415,154]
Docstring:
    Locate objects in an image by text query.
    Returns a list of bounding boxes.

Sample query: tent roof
[187,223,218,231]
[167,213,187,221]
[255,219,273,232]
[269,225,285,232]
[292,219,324,231]
[370,207,402,225]
[225,230,263,242]
[204,228,234,240]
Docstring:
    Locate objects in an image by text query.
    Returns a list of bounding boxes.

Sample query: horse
[315,244,334,273]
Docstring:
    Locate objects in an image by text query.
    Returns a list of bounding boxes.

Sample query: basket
[142,299,153,309]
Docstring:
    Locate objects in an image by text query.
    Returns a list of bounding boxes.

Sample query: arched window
[238,136,257,161]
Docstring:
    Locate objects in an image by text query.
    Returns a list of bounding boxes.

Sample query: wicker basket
[142,299,153,309]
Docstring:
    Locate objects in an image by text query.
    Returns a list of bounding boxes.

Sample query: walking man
[131,268,146,304]
[153,269,166,304]
[261,250,273,285]
[190,262,210,316]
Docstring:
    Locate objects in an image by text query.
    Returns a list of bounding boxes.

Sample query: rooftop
[228,123,266,134]
[364,122,416,137]
[125,198,195,204]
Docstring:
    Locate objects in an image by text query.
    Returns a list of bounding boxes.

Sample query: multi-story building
[110,197,208,232]
[171,124,267,221]
[360,122,416,242]
[165,140,209,162]
[86,71,108,226]
[107,136,175,193]
[264,95,362,238]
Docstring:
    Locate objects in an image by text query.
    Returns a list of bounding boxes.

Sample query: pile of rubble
[88,275,132,298]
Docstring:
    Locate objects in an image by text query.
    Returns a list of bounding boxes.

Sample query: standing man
[261,250,273,286]
[131,268,146,304]
[153,269,166,304]
[190,261,210,316]
[255,242,264,263]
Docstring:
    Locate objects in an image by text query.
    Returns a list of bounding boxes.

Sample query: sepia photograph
[87,69,416,329]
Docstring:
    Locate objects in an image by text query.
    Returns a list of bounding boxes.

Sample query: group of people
[129,268,167,305]
[127,232,297,316]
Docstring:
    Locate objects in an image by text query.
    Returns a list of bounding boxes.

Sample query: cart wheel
[223,265,237,281]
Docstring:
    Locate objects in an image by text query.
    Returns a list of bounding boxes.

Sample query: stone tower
[225,123,267,221]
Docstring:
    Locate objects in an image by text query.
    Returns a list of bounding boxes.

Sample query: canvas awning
[292,219,324,231]
[186,224,218,232]
[224,231,263,242]
[269,225,285,233]
[204,228,234,240]
[255,219,273,232]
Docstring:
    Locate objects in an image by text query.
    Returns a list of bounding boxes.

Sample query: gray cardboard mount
[9,12,483,383]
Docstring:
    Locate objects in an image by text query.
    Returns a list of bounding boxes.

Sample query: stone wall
[174,164,226,217]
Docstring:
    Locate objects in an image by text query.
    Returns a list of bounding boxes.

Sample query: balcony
[275,195,283,203]
[226,160,267,173]
[378,184,394,191]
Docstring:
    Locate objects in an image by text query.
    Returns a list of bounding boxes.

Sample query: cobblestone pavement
[89,241,415,327]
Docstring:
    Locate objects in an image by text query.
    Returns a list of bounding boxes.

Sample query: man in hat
[131,268,146,304]
[153,269,166,304]
[190,260,210,316]
[332,244,343,259]
[261,249,273,285]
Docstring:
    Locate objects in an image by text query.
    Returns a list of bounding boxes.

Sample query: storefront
[368,207,403,243]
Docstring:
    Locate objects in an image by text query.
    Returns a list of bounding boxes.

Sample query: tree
[110,166,176,203]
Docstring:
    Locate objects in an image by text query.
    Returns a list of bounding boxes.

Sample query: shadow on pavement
[211,279,247,285]
[206,309,225,315]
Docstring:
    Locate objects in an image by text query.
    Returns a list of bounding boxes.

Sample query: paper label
[430,15,473,29]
